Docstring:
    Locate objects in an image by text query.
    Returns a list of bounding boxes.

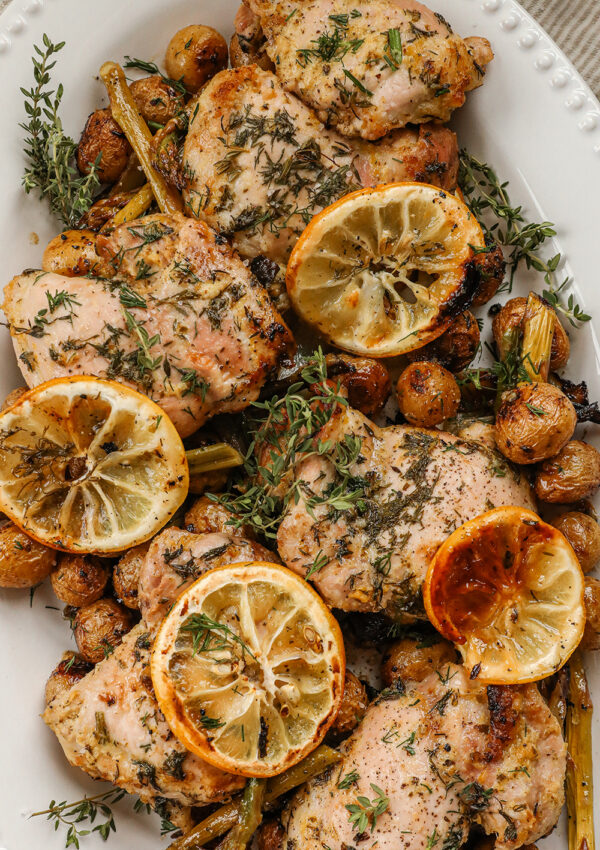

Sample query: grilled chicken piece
[2,214,292,437]
[43,623,245,810]
[182,65,458,264]
[243,0,493,139]
[282,652,565,850]
[138,527,276,631]
[277,405,534,618]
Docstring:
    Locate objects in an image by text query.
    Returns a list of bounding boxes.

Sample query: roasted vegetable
[582,577,600,651]
[112,542,150,610]
[77,108,131,183]
[328,670,368,738]
[104,183,154,229]
[221,779,266,850]
[551,512,600,573]
[471,239,505,307]
[0,520,56,588]
[99,62,182,214]
[168,745,341,849]
[42,229,112,278]
[409,311,481,373]
[325,354,391,416]
[534,441,600,503]
[495,383,576,464]
[186,443,243,493]
[165,25,228,93]
[565,652,595,850]
[519,293,556,382]
[184,495,252,537]
[73,598,133,664]
[493,296,570,373]
[129,75,183,126]
[396,361,460,427]
[381,638,456,687]
[51,554,109,607]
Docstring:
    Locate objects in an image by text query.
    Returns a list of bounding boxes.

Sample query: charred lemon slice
[423,506,585,684]
[151,561,345,777]
[286,182,484,357]
[0,377,188,553]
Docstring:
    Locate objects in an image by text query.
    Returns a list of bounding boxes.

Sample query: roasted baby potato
[74,598,133,664]
[129,75,183,126]
[189,468,229,496]
[165,25,228,93]
[184,495,251,537]
[78,191,137,232]
[1,386,27,411]
[495,383,576,464]
[329,671,368,738]
[382,638,456,686]
[42,229,113,278]
[410,311,480,373]
[551,511,600,573]
[471,240,505,307]
[396,361,460,427]
[256,819,285,850]
[325,353,391,416]
[51,554,109,607]
[112,542,150,609]
[534,440,600,503]
[581,577,600,651]
[77,108,131,183]
[44,651,93,706]
[0,521,56,588]
[492,296,570,371]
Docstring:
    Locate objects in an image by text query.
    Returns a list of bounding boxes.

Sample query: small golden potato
[77,108,131,183]
[74,598,133,664]
[42,229,113,278]
[396,361,460,427]
[189,468,229,496]
[165,25,228,93]
[471,241,505,307]
[0,521,56,588]
[492,297,570,371]
[411,311,480,373]
[581,577,600,651]
[256,819,285,850]
[51,554,109,607]
[113,542,150,609]
[534,440,600,503]
[382,638,456,686]
[329,671,368,737]
[229,33,274,72]
[325,353,391,416]
[129,75,183,126]
[495,383,576,465]
[551,511,600,573]
[184,495,253,538]
[1,386,27,411]
[45,651,93,706]
[78,191,137,232]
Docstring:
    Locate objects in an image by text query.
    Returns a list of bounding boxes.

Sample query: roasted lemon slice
[286,182,484,357]
[0,377,188,553]
[151,561,345,777]
[423,506,585,684]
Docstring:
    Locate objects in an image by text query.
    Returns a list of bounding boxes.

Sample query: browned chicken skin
[182,65,458,264]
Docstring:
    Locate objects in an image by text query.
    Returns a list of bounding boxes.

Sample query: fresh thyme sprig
[458,150,590,327]
[31,788,125,848]
[123,56,187,96]
[345,783,390,834]
[212,349,366,539]
[21,35,101,226]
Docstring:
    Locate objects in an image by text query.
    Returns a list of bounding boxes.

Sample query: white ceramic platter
[0,0,599,847]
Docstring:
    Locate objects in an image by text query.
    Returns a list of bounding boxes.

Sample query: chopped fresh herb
[118,285,147,309]
[525,402,546,417]
[338,769,360,789]
[386,28,403,68]
[342,69,372,96]
[179,612,256,660]
[306,549,330,579]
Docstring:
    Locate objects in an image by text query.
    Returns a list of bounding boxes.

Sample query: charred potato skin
[409,311,481,373]
[396,361,460,427]
[129,75,183,126]
[551,511,600,572]
[582,577,600,651]
[381,638,456,687]
[492,296,570,371]
[45,651,93,706]
[42,229,113,278]
[73,598,133,664]
[256,819,285,850]
[329,670,368,737]
[77,108,131,183]
[165,25,228,93]
[50,554,110,607]
[471,240,505,307]
[325,354,391,416]
[534,440,600,503]
[112,542,150,609]
[0,521,56,588]
[495,383,577,465]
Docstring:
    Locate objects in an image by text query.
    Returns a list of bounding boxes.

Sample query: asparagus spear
[566,651,595,850]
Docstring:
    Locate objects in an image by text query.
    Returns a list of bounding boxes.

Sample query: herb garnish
[123,56,187,96]
[31,788,125,847]
[459,150,590,326]
[338,769,360,789]
[21,35,101,226]
[346,783,390,833]
[179,612,256,659]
